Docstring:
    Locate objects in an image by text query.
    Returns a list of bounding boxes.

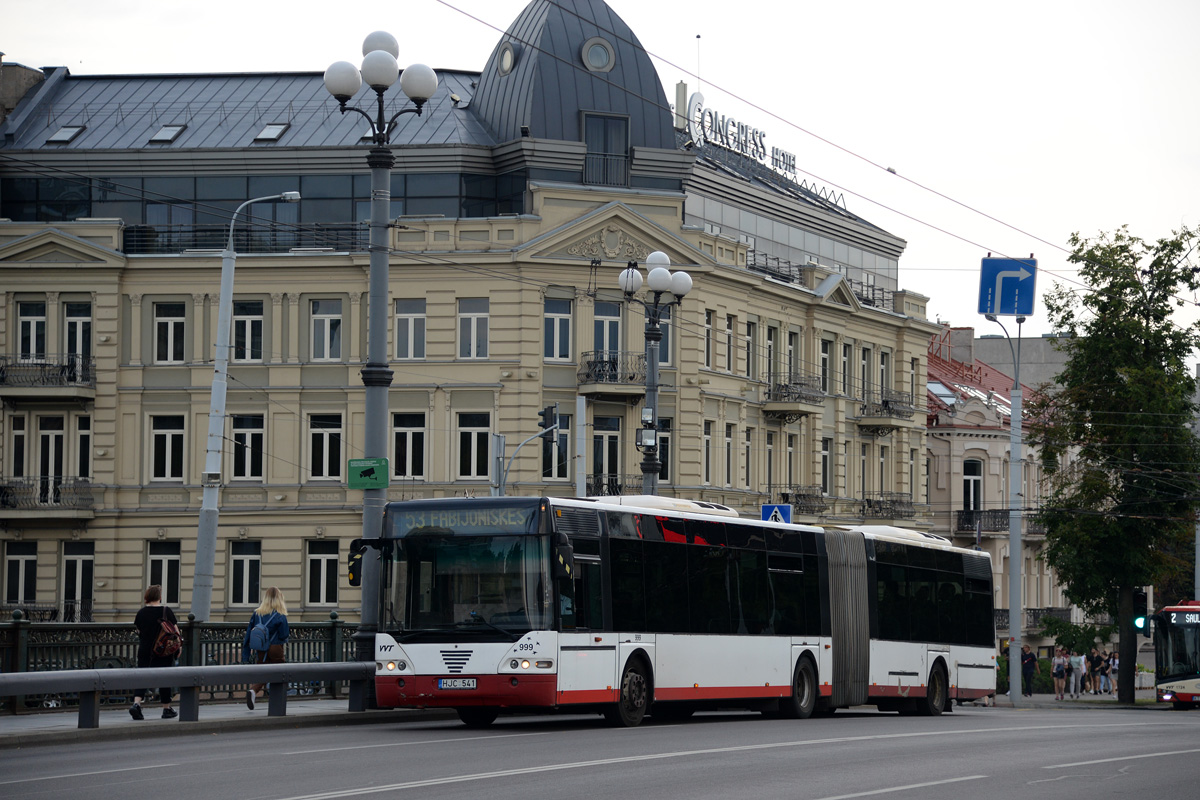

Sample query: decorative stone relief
[564,225,652,261]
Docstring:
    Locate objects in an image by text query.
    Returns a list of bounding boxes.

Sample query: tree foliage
[1028,224,1200,701]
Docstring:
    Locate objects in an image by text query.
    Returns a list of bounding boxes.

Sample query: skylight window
[149,124,186,144]
[46,125,86,144]
[254,123,289,142]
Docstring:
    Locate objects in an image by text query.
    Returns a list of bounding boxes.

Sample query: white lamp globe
[619,267,643,295]
[400,63,439,102]
[362,31,400,59]
[670,270,693,297]
[646,267,673,293]
[324,61,362,100]
[361,50,400,90]
[645,250,670,268]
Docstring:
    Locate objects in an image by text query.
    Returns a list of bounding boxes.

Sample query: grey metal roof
[0,68,493,152]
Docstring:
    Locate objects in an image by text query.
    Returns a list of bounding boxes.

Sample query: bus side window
[575,559,603,630]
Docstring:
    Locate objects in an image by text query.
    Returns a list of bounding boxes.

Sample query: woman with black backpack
[130,584,179,720]
[241,586,290,710]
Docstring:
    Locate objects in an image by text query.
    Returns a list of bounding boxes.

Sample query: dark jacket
[241,611,289,663]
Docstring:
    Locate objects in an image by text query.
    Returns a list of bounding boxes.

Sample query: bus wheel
[456,707,499,728]
[780,657,817,720]
[917,664,946,717]
[604,658,649,727]
[1172,701,1194,711]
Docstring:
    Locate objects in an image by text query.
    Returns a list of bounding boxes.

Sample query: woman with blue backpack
[242,586,290,710]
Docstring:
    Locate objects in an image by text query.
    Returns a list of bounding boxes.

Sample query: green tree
[1029,224,1200,704]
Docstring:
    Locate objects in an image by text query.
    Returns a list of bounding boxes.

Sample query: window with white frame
[657,418,672,483]
[148,541,181,605]
[154,302,186,364]
[542,414,572,480]
[879,351,890,390]
[230,541,261,606]
[76,415,91,479]
[765,327,777,383]
[745,321,757,379]
[879,445,889,491]
[311,299,342,361]
[786,433,796,486]
[787,331,799,378]
[62,541,93,622]
[458,298,489,359]
[394,299,426,360]
[724,423,734,487]
[544,298,572,361]
[821,437,831,495]
[151,415,185,481]
[703,421,713,485]
[842,344,852,395]
[392,412,426,479]
[766,431,775,490]
[306,540,338,605]
[860,444,868,494]
[232,300,264,362]
[4,541,37,604]
[820,340,831,392]
[658,306,673,366]
[744,427,753,488]
[725,315,735,372]
[18,301,46,361]
[457,412,491,479]
[964,459,983,511]
[309,414,342,480]
[704,310,714,368]
[860,347,871,396]
[10,415,26,478]
[232,414,265,481]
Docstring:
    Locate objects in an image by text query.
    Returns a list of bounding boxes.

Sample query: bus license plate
[438,678,476,690]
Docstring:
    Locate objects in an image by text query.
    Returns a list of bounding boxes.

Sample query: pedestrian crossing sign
[761,504,792,524]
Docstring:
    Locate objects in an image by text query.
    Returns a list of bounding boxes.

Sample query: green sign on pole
[347,457,389,490]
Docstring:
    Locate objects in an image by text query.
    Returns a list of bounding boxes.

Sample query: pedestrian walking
[1051,647,1068,700]
[1088,647,1102,694]
[1100,651,1114,695]
[1109,652,1120,693]
[1068,650,1084,698]
[1020,644,1039,697]
[130,584,179,720]
[242,586,290,710]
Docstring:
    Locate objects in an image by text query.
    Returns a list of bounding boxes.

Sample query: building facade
[0,0,938,624]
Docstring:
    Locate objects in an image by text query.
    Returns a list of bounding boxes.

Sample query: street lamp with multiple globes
[619,251,692,495]
[193,191,300,622]
[323,33,437,665]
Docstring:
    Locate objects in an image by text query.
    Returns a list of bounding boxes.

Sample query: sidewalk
[0,697,456,748]
[991,687,1164,709]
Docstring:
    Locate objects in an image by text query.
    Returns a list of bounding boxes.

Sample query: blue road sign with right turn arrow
[978,257,1037,316]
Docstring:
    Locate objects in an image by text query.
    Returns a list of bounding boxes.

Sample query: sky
[7,0,1200,339]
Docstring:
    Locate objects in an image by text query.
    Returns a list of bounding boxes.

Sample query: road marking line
[0,764,180,786]
[809,775,987,800]
[283,730,553,755]
[1043,747,1200,769]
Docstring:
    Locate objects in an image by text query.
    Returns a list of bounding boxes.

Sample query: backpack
[152,609,182,658]
[247,612,275,652]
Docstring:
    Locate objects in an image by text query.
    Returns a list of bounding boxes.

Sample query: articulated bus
[1153,600,1200,709]
[368,495,996,727]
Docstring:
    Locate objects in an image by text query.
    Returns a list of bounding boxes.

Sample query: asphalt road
[3,705,1197,800]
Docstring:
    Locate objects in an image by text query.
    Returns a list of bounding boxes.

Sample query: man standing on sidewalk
[1021,644,1039,697]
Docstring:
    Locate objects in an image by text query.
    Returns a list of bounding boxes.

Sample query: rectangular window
[542,414,572,480]
[18,301,46,360]
[458,298,489,359]
[62,541,94,622]
[77,415,91,478]
[658,306,673,366]
[860,443,868,494]
[392,412,426,479]
[11,416,26,478]
[725,316,736,372]
[307,540,339,605]
[704,310,714,368]
[148,541,181,606]
[744,427,753,488]
[765,327,777,384]
[911,357,919,398]
[787,331,799,378]
[457,412,491,479]
[842,344,852,394]
[151,415,185,481]
[4,541,37,604]
[820,340,831,392]
[766,432,775,490]
[703,421,713,485]
[658,418,672,483]
[544,298,572,361]
[154,302,186,364]
[395,299,426,360]
[745,321,757,379]
[232,414,265,481]
[910,449,917,498]
[311,299,342,361]
[821,437,832,495]
[786,434,796,486]
[879,351,890,390]
[230,541,261,606]
[724,424,734,488]
[880,445,889,491]
[860,347,871,396]
[309,414,342,480]
[583,113,630,186]
[594,301,621,355]
[232,300,264,362]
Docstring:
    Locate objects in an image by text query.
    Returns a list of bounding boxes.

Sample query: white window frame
[544,298,572,362]
[154,302,186,365]
[229,541,261,607]
[76,415,91,479]
[309,413,343,480]
[725,315,735,372]
[148,541,181,606]
[231,414,265,481]
[821,437,831,495]
[724,423,734,488]
[4,541,37,604]
[704,310,714,368]
[150,415,185,481]
[392,412,426,479]
[703,421,713,485]
[457,412,491,479]
[306,540,339,606]
[542,413,572,480]
[745,321,757,379]
[657,418,672,484]
[232,300,264,363]
[394,299,426,360]
[311,299,342,362]
[744,427,753,488]
[18,301,46,361]
[458,298,490,359]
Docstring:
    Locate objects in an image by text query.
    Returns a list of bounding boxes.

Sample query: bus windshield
[384,533,551,640]
[1157,619,1200,681]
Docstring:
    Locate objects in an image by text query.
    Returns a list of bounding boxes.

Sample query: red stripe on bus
[557,688,619,704]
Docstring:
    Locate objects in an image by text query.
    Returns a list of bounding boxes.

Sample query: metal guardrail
[0,662,374,728]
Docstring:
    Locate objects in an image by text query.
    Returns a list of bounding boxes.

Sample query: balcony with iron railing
[585,473,642,497]
[861,491,915,520]
[0,477,95,518]
[855,388,916,437]
[771,484,829,516]
[577,350,646,398]
[584,153,630,187]
[763,373,825,423]
[994,606,1071,633]
[0,354,96,400]
[956,509,1046,535]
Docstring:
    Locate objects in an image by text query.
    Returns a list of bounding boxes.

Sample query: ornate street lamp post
[324,33,437,667]
[620,251,692,495]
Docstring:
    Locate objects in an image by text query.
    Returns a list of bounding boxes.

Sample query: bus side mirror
[553,531,575,580]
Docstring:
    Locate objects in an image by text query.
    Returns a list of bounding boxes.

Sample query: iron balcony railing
[583,153,630,187]
[578,351,646,386]
[957,509,1047,535]
[0,476,94,510]
[995,606,1071,632]
[0,355,96,388]
[861,491,915,520]
[123,223,366,255]
[860,388,915,419]
[765,373,824,404]
[585,473,642,496]
[771,484,828,515]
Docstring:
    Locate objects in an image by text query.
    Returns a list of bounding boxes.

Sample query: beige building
[0,0,939,624]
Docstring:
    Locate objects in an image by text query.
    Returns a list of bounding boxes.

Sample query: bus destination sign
[393,506,537,537]
[1169,611,1200,625]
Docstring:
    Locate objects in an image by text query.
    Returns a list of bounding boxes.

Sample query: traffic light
[537,403,559,441]
[347,538,365,587]
[1133,589,1149,636]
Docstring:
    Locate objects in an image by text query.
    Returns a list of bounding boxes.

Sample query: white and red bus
[368,495,996,726]
[1153,600,1200,709]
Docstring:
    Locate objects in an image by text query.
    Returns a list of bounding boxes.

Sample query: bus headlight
[385,661,396,671]
[521,660,531,669]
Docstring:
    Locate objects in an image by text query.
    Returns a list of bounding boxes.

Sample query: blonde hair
[255,586,288,617]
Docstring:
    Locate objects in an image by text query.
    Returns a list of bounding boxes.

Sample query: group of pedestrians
[128,583,291,721]
[1028,642,1119,700]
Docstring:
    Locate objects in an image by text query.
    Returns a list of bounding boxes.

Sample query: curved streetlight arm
[333,92,427,146]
